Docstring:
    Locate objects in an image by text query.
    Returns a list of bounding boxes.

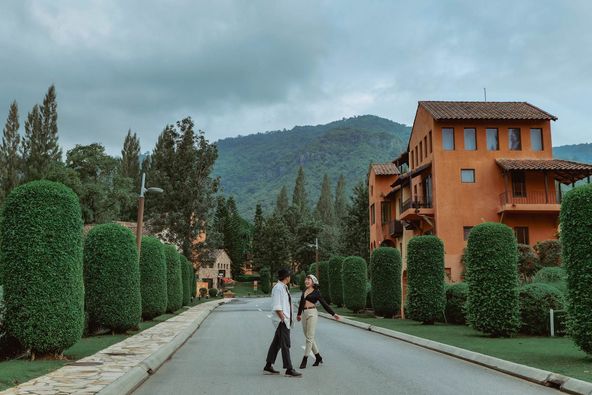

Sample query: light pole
[136,173,164,255]
[305,237,320,279]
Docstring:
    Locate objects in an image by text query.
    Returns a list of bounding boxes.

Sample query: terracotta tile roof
[370,163,400,176]
[496,159,592,184]
[419,101,557,121]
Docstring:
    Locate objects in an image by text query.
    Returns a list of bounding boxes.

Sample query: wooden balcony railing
[499,191,561,206]
[401,195,432,213]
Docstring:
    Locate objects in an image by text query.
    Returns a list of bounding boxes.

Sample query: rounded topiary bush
[465,222,520,337]
[139,236,167,320]
[180,255,192,306]
[370,247,402,317]
[2,180,84,354]
[535,240,562,267]
[407,236,445,324]
[342,256,367,313]
[209,288,218,298]
[560,184,592,354]
[444,283,468,324]
[260,267,271,294]
[517,244,540,282]
[199,287,208,298]
[84,223,141,332]
[518,283,565,335]
[164,245,183,313]
[533,267,567,294]
[328,256,345,307]
[318,261,331,304]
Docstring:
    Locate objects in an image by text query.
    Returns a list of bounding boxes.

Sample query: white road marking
[258,308,262,312]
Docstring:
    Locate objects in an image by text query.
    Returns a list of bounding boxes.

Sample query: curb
[318,311,592,395]
[98,299,229,395]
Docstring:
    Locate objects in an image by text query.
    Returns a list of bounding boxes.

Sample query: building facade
[197,249,232,289]
[370,101,592,291]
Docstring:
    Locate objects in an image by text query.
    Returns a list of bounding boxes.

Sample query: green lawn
[0,303,202,391]
[226,281,267,297]
[332,307,592,382]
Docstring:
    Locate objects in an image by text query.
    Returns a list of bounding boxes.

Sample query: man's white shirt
[270,281,292,328]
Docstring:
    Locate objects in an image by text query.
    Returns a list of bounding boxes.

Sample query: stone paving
[0,300,226,395]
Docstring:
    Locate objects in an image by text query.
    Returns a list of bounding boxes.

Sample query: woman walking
[296,274,340,369]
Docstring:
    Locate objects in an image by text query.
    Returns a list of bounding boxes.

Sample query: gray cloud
[0,0,590,156]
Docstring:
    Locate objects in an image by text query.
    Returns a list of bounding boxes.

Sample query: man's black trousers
[266,322,293,370]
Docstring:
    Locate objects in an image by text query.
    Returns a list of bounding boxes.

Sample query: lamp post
[305,237,320,279]
[136,173,164,255]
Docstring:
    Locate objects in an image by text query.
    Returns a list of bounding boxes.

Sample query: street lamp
[136,173,164,255]
[305,237,319,279]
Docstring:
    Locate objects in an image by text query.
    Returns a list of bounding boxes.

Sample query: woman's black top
[297,289,335,316]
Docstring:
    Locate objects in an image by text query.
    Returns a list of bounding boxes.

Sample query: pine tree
[252,204,266,271]
[292,166,309,217]
[260,213,291,275]
[225,197,246,277]
[121,129,141,189]
[334,174,348,225]
[40,85,61,163]
[276,185,289,215]
[0,101,21,199]
[315,174,334,225]
[140,154,151,177]
[341,181,370,262]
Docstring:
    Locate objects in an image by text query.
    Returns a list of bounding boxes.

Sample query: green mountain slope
[214,115,411,218]
[553,143,592,163]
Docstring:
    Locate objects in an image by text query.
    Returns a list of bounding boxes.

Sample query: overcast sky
[0,0,590,155]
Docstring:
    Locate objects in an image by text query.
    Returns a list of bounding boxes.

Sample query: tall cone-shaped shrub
[2,181,84,355]
[560,184,592,354]
[370,247,402,317]
[342,256,367,313]
[328,256,345,307]
[84,223,141,332]
[465,222,520,337]
[139,236,167,320]
[318,261,331,304]
[164,245,183,313]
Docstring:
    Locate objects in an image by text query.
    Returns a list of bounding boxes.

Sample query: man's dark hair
[277,268,292,281]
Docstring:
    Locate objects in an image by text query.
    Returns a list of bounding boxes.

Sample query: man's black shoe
[263,364,279,374]
[285,369,302,377]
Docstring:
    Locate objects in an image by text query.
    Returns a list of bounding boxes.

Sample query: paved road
[134,298,558,395]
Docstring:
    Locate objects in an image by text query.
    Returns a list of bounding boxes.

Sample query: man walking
[264,268,302,377]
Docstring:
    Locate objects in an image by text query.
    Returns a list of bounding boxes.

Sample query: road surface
[133,298,558,395]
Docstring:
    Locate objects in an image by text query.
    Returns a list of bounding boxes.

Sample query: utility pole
[315,237,319,279]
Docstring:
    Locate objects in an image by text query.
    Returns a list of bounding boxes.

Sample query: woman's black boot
[312,353,323,366]
[299,356,308,369]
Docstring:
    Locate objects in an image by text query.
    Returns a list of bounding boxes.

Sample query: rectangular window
[509,128,522,150]
[486,128,499,151]
[463,226,473,241]
[442,128,455,150]
[464,128,477,150]
[531,128,543,151]
[424,136,428,157]
[381,201,391,224]
[429,131,433,153]
[410,151,414,170]
[515,227,530,244]
[370,204,375,225]
[511,171,526,197]
[419,141,423,162]
[415,146,419,167]
[461,169,475,183]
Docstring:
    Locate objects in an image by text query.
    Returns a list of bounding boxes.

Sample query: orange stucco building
[369,101,592,290]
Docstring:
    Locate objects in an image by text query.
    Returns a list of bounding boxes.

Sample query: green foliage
[292,166,309,217]
[318,261,331,304]
[139,236,167,320]
[366,282,372,309]
[518,283,565,335]
[444,283,468,325]
[260,267,271,294]
[370,248,402,317]
[342,256,367,313]
[224,197,251,278]
[560,184,592,354]
[533,267,567,294]
[2,181,84,354]
[406,236,445,324]
[465,222,520,337]
[84,223,141,332]
[236,274,260,282]
[258,213,290,275]
[180,255,192,306]
[517,244,541,282]
[276,185,289,215]
[164,245,183,313]
[298,271,306,291]
[341,181,370,263]
[213,115,411,219]
[199,287,208,298]
[121,130,141,220]
[315,174,334,225]
[0,101,21,199]
[534,240,562,267]
[209,288,218,298]
[251,203,266,271]
[334,175,348,228]
[328,256,345,307]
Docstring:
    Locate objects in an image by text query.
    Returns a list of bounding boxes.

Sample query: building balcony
[389,220,404,237]
[399,196,434,220]
[498,191,561,214]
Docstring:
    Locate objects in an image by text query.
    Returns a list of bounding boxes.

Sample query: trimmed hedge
[260,267,271,294]
[560,184,592,354]
[517,244,540,282]
[318,261,331,304]
[164,245,183,313]
[370,247,402,317]
[366,282,372,309]
[465,222,520,337]
[209,288,218,297]
[236,274,260,282]
[328,256,345,307]
[191,267,197,299]
[139,236,167,320]
[518,283,565,335]
[533,267,567,294]
[444,283,468,324]
[84,223,141,332]
[2,181,84,354]
[342,256,367,313]
[535,240,562,267]
[406,236,445,324]
[180,255,192,306]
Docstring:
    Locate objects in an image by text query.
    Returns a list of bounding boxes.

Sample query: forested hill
[213,115,411,219]
[553,143,592,163]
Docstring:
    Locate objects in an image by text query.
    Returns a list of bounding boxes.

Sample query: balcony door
[423,174,433,208]
[511,171,526,198]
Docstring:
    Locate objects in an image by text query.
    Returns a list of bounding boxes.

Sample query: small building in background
[197,249,232,289]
